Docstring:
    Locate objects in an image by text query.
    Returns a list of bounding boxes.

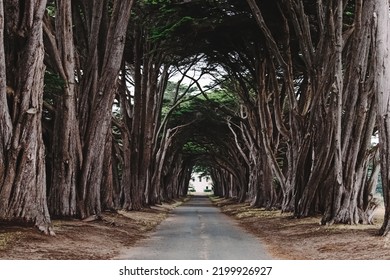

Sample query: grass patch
[0,232,23,250]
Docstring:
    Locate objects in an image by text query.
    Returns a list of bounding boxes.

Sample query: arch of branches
[1,0,390,236]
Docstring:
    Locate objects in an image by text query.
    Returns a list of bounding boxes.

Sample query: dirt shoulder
[0,199,187,260]
[210,196,390,260]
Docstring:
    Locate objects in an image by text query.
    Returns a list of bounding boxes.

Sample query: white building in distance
[188,172,213,194]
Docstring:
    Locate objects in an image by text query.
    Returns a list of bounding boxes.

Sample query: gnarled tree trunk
[43,0,82,217]
[75,0,134,218]
[0,0,53,234]
[372,0,390,236]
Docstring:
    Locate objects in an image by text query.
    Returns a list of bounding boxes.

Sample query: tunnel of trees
[1,0,390,237]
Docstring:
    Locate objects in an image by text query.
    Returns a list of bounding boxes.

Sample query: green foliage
[193,165,211,177]
[142,0,171,5]
[343,1,355,26]
[135,0,195,43]
[182,141,208,155]
[46,1,56,17]
[163,81,198,105]
[44,70,65,96]
[150,16,194,41]
[206,88,238,110]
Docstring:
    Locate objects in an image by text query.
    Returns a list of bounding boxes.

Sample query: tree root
[82,215,103,222]
[37,224,56,236]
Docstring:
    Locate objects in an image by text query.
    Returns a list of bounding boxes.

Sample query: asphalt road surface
[118,195,272,260]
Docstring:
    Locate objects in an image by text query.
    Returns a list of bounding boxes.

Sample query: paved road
[117,195,272,260]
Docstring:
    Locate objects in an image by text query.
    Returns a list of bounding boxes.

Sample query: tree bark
[0,0,12,181]
[245,0,378,221]
[372,0,390,236]
[126,26,167,210]
[44,0,82,217]
[101,129,116,211]
[76,0,134,218]
[0,0,53,234]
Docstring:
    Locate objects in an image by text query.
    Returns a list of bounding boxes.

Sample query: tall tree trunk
[119,80,133,210]
[77,0,134,218]
[0,0,53,234]
[127,26,167,210]
[43,0,82,217]
[101,129,116,210]
[373,0,390,236]
[0,0,12,180]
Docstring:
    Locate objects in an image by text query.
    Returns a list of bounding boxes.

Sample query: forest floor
[0,195,389,260]
[0,199,188,260]
[211,196,390,260]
